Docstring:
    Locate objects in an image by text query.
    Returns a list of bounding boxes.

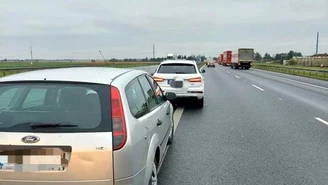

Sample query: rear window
[0,82,111,133]
[157,63,197,74]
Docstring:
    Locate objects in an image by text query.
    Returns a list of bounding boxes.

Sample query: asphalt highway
[140,64,328,185]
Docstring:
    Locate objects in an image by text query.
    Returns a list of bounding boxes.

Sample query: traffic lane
[250,68,328,88]
[222,66,328,114]
[158,66,328,185]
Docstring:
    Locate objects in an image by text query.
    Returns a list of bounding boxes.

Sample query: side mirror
[200,69,206,73]
[165,92,177,101]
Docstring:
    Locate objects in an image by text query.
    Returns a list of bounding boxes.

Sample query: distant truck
[231,48,254,70]
[222,51,232,66]
[166,53,177,60]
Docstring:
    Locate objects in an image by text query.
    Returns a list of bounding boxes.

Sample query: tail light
[188,77,202,82]
[153,77,164,82]
[111,86,127,150]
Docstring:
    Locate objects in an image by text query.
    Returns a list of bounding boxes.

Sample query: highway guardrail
[253,64,328,81]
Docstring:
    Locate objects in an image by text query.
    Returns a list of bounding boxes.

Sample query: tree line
[254,50,303,62]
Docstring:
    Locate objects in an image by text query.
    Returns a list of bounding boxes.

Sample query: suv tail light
[188,77,202,82]
[153,77,164,82]
[111,86,127,150]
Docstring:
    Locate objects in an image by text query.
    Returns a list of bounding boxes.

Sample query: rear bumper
[162,87,204,100]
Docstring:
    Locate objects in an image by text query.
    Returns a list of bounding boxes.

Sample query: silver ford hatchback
[0,67,176,185]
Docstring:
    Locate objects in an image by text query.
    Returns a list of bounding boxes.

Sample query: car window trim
[125,77,149,119]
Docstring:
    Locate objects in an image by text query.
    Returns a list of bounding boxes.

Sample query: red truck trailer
[218,54,224,65]
[223,51,232,66]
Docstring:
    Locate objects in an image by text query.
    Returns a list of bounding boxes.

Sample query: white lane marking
[252,84,265,91]
[244,80,247,82]
[252,69,328,91]
[227,71,230,73]
[158,107,184,173]
[235,75,240,79]
[173,107,184,132]
[278,98,283,100]
[315,117,328,125]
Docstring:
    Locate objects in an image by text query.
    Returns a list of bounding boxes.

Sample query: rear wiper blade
[29,123,78,130]
[175,72,186,74]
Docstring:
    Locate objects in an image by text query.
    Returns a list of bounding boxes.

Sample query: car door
[137,75,169,149]
[145,74,172,140]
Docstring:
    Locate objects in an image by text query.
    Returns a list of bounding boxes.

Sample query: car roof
[160,60,197,65]
[0,67,137,85]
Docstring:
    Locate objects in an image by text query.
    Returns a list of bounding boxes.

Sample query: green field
[252,63,328,81]
[0,61,161,77]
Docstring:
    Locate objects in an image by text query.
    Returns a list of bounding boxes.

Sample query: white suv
[152,60,205,108]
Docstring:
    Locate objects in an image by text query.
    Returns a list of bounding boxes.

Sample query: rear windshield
[0,82,111,133]
[157,64,197,74]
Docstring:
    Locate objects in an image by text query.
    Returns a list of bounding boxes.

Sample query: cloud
[0,0,327,59]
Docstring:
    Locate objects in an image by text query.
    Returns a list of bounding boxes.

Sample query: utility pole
[316,32,319,54]
[99,50,105,61]
[153,44,155,59]
[30,46,33,60]
[30,46,33,67]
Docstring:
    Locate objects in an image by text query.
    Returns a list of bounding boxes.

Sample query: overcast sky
[0,0,327,59]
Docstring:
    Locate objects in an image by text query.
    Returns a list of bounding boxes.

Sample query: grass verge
[252,63,328,81]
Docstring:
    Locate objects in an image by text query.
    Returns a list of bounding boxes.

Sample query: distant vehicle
[206,57,215,68]
[207,62,215,68]
[0,67,177,185]
[152,60,205,108]
[166,53,177,60]
[231,48,254,69]
[223,51,232,66]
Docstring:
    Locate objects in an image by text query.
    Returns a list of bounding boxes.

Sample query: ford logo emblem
[21,136,40,143]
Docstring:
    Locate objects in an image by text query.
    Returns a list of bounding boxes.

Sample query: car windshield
[0,82,111,133]
[157,64,197,74]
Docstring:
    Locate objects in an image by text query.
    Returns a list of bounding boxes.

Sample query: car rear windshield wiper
[29,123,78,130]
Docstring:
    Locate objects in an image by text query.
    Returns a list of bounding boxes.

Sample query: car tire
[148,159,158,185]
[195,98,204,109]
[168,117,174,145]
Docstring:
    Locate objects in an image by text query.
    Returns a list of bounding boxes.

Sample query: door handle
[157,119,162,126]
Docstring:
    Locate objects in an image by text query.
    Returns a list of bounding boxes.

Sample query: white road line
[173,107,184,132]
[227,71,230,73]
[158,107,184,173]
[252,84,265,91]
[252,69,328,91]
[315,117,328,125]
[235,75,240,78]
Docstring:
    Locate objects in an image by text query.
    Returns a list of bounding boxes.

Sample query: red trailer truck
[222,51,232,66]
[218,54,224,65]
